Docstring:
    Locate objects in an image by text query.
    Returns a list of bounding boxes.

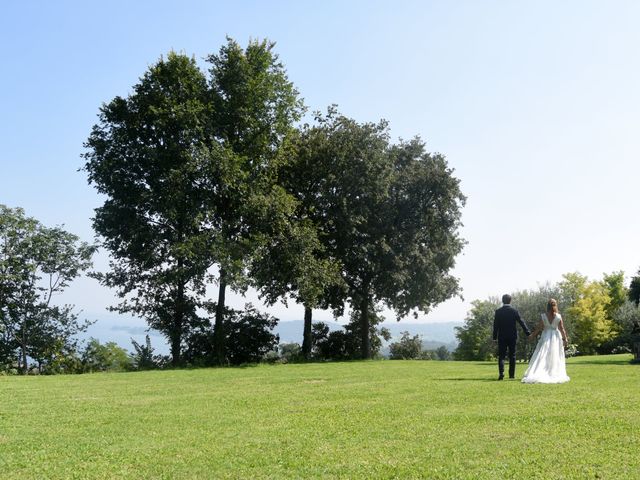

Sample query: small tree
[183,304,279,365]
[389,331,423,360]
[454,299,499,361]
[130,335,160,370]
[560,273,615,355]
[278,343,302,363]
[82,338,131,372]
[603,271,628,320]
[435,345,451,361]
[0,205,95,374]
[224,305,280,365]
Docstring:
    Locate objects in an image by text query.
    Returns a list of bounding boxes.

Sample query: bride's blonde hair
[547,298,559,314]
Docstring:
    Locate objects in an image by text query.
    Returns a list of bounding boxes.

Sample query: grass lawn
[1,354,638,479]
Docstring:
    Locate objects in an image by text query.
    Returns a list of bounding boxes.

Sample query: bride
[521,298,570,384]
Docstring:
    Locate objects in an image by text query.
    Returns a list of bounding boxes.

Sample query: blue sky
[2,1,639,348]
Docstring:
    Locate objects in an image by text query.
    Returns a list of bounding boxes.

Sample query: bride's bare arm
[559,318,569,345]
[528,320,543,340]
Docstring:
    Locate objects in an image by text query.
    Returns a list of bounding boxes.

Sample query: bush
[262,350,281,364]
[434,345,452,361]
[279,343,303,363]
[565,343,579,358]
[224,305,279,365]
[184,304,280,366]
[129,335,166,370]
[389,331,423,360]
[311,308,390,361]
[81,338,132,372]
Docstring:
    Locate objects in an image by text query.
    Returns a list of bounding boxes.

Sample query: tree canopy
[291,109,466,358]
[0,205,95,374]
[83,52,215,366]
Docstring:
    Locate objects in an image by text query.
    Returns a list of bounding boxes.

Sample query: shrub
[279,343,303,363]
[389,331,423,360]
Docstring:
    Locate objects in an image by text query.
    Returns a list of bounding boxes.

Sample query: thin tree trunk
[170,333,181,367]
[360,294,370,360]
[171,273,185,367]
[20,325,28,375]
[302,305,313,360]
[213,268,227,365]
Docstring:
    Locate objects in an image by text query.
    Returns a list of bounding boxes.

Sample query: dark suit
[493,304,530,378]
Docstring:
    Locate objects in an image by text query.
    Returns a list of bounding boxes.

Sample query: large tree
[249,125,346,360]
[85,39,305,366]
[0,205,94,374]
[293,110,466,359]
[84,52,215,366]
[205,38,304,363]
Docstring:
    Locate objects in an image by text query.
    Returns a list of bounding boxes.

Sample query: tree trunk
[302,305,313,359]
[213,268,227,365]
[170,324,181,367]
[170,279,185,367]
[20,326,28,375]
[360,294,371,360]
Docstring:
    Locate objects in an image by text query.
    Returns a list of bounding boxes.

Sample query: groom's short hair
[502,294,512,304]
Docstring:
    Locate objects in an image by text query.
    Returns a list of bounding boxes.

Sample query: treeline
[454,271,640,361]
[1,38,466,373]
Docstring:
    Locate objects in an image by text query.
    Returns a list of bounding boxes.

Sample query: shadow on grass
[567,354,634,366]
[569,360,634,366]
[438,377,501,382]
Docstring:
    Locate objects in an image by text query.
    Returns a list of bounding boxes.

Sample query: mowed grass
[1,355,638,479]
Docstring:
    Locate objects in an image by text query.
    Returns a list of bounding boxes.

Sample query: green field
[1,355,638,479]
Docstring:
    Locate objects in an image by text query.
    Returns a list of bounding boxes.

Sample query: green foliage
[454,299,499,361]
[560,272,615,355]
[456,272,634,359]
[389,331,423,359]
[129,335,165,370]
[223,304,279,365]
[295,109,465,358]
[603,271,627,316]
[628,269,640,306]
[183,304,279,366]
[277,342,303,363]
[598,300,640,354]
[311,308,390,361]
[81,338,131,372]
[1,357,638,478]
[83,52,214,366]
[0,205,95,374]
[206,38,305,364]
[434,345,452,361]
[84,39,305,366]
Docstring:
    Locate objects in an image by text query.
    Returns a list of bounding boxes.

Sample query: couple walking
[493,294,570,383]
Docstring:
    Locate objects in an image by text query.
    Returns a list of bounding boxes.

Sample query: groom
[493,294,530,380]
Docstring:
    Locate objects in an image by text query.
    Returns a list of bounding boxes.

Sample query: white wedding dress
[521,313,570,384]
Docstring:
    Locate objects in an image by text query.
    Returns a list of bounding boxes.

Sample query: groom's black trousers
[498,339,517,378]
